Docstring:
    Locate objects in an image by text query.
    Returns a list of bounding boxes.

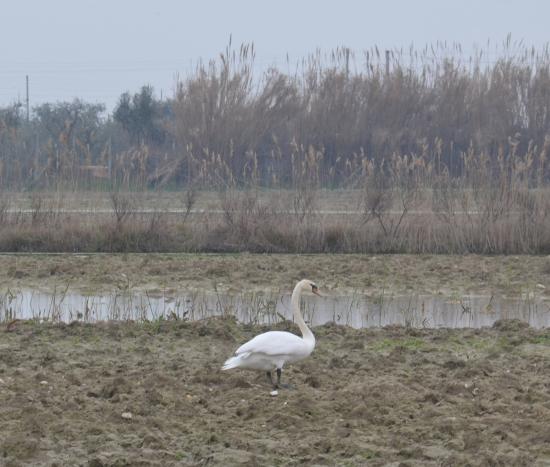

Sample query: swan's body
[222,330,314,371]
[222,279,319,388]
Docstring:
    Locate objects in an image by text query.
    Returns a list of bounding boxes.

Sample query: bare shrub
[0,192,10,226]
[361,154,425,251]
[29,193,44,226]
[181,183,197,225]
[27,192,64,227]
[218,187,272,250]
[110,192,137,225]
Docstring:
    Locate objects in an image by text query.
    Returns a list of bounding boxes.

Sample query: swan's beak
[312,286,322,297]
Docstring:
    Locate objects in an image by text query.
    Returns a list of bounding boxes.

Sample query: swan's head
[298,279,321,296]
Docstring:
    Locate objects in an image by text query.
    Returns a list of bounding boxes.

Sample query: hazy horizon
[2,0,549,113]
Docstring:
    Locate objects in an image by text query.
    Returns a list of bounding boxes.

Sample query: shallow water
[1,288,548,328]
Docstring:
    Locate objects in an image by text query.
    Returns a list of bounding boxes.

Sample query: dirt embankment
[0,319,549,466]
[1,253,550,297]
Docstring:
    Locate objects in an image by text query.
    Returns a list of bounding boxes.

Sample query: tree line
[1,41,550,190]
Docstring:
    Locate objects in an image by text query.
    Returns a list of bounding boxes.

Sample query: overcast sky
[1,0,549,113]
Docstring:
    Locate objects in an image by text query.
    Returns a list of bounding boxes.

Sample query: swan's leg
[276,368,293,389]
[266,371,276,388]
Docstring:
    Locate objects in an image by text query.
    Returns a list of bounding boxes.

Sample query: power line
[25,75,29,122]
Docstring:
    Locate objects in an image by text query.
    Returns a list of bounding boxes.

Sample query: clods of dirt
[0,319,548,466]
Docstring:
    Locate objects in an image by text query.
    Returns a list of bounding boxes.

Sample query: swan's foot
[275,368,295,390]
[266,369,295,390]
[278,382,295,390]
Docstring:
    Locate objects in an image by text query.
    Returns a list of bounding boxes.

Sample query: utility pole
[26,75,29,122]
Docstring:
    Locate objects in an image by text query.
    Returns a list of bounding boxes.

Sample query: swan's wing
[235,331,306,356]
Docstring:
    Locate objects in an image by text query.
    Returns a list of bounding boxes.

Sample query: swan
[221,279,320,389]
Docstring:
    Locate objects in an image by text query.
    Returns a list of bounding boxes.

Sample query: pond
[1,288,548,328]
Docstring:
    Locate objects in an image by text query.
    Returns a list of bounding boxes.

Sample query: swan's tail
[221,352,249,371]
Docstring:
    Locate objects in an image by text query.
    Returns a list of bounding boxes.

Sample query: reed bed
[1,40,550,253]
[0,184,548,254]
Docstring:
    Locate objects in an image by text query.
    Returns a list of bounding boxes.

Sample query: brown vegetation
[1,40,550,253]
[0,144,549,254]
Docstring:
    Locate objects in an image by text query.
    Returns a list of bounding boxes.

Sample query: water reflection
[0,288,548,329]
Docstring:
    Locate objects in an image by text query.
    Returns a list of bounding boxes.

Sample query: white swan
[222,279,320,389]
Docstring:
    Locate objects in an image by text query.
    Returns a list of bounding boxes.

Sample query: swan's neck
[291,284,315,348]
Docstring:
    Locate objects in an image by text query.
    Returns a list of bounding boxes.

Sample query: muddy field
[1,318,549,466]
[1,253,549,465]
